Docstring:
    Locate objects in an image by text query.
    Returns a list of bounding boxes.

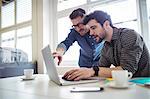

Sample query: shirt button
[92,43,94,45]
[89,36,91,38]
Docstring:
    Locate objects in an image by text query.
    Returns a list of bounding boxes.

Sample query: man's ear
[103,20,110,29]
[103,20,110,27]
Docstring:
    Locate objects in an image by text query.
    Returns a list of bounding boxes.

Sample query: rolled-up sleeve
[57,43,67,52]
[120,30,144,74]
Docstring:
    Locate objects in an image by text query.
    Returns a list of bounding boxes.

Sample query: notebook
[129,77,150,85]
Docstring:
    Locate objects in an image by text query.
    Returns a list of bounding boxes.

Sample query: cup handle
[128,72,133,79]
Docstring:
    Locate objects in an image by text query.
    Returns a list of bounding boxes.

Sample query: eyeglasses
[72,23,83,29]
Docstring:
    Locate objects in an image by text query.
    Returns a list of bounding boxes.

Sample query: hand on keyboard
[62,76,74,81]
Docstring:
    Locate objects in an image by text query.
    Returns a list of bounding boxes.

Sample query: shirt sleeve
[120,29,144,74]
[56,43,67,53]
[56,29,77,53]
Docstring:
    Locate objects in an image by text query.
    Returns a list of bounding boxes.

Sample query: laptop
[41,45,99,86]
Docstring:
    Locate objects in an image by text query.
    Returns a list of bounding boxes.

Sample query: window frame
[0,0,33,62]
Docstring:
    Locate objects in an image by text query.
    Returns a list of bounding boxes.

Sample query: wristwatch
[92,66,99,76]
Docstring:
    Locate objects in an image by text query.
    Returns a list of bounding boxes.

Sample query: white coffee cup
[24,69,34,79]
[111,70,132,87]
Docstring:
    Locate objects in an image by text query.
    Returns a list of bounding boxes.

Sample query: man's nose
[89,30,94,35]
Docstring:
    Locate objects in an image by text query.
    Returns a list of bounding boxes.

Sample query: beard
[99,31,106,42]
[98,37,104,43]
[79,29,84,33]
[95,36,104,43]
[79,29,87,36]
[95,32,105,43]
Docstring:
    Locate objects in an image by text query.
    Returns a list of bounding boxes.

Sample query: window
[0,0,32,62]
[17,0,32,23]
[89,0,139,33]
[16,26,32,61]
[57,0,86,11]
[1,1,15,28]
[57,16,79,66]
[90,0,99,2]
[147,0,150,38]
[58,17,71,42]
[146,0,150,51]
[1,31,15,48]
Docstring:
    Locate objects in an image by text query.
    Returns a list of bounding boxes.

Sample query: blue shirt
[93,40,105,61]
[57,29,104,68]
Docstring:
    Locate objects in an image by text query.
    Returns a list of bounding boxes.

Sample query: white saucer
[21,76,36,80]
[108,82,135,89]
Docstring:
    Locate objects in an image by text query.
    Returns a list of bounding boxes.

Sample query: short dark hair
[69,8,86,19]
[83,10,113,27]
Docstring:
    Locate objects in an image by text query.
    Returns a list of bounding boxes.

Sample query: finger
[53,53,59,58]
[63,69,78,78]
[58,60,62,65]
[63,70,74,77]
[52,52,57,55]
[74,75,85,81]
[65,69,77,78]
[68,71,82,80]
[58,57,62,65]
[58,61,61,65]
[58,62,60,65]
[53,52,61,57]
[52,52,58,57]
[58,56,62,62]
[53,54,59,57]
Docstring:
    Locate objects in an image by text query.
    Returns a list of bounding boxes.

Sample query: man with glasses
[53,8,104,68]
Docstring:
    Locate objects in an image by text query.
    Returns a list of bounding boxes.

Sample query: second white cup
[24,69,34,79]
[111,70,132,87]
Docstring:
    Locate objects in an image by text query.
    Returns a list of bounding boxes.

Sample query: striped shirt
[99,27,150,77]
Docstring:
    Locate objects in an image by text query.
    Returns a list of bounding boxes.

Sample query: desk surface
[0,74,149,99]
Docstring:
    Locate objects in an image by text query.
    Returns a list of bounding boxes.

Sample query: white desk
[0,74,149,99]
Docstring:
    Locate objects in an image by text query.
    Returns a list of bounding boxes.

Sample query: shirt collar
[111,27,120,41]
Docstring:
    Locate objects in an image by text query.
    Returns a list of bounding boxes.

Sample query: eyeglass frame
[72,22,83,29]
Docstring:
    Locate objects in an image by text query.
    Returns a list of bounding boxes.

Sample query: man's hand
[63,68,95,81]
[52,52,63,65]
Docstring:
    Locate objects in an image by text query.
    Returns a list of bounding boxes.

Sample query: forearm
[56,47,65,55]
[56,43,67,55]
[98,66,123,78]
